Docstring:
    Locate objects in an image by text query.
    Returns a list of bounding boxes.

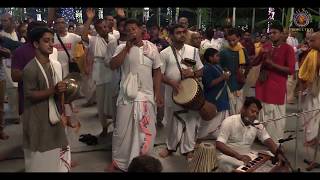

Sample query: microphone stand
[274,138,296,172]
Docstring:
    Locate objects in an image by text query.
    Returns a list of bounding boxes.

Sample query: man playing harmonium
[216,97,286,172]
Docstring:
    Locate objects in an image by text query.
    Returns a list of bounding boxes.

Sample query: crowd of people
[0,7,319,172]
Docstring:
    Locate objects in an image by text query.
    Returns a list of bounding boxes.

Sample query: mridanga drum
[189,142,217,172]
[172,78,217,121]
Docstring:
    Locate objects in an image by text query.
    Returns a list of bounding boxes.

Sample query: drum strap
[171,46,192,150]
[173,109,188,151]
[170,45,183,80]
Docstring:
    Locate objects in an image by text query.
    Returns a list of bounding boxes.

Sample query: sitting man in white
[216,97,285,172]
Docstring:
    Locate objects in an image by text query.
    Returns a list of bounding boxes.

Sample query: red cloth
[255,43,295,105]
[142,33,150,40]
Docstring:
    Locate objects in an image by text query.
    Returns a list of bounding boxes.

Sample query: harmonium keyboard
[234,152,290,172]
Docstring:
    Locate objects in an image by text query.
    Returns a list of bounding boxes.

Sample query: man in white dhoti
[82,9,115,136]
[159,24,203,160]
[22,27,70,172]
[298,32,320,147]
[106,17,127,125]
[216,97,284,172]
[108,19,163,172]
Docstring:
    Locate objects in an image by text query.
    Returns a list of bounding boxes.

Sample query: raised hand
[115,8,125,17]
[86,8,95,19]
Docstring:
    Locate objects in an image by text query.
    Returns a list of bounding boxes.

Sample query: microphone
[278,135,295,143]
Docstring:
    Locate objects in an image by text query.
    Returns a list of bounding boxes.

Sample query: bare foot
[71,160,78,168]
[99,128,109,137]
[105,162,123,172]
[304,138,317,147]
[159,148,173,158]
[72,108,79,113]
[0,131,9,140]
[182,151,194,162]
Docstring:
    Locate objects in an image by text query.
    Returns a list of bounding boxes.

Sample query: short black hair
[168,24,185,35]
[205,27,214,40]
[125,19,142,28]
[27,21,48,40]
[68,25,74,29]
[55,15,65,21]
[226,28,241,37]
[116,17,127,28]
[243,97,262,110]
[150,24,160,31]
[269,22,284,32]
[128,155,163,172]
[30,27,54,44]
[204,48,219,63]
[94,19,105,29]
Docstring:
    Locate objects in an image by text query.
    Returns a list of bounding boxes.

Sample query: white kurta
[106,39,127,123]
[111,41,162,171]
[0,30,19,120]
[53,32,82,78]
[216,114,271,172]
[160,44,203,154]
[87,34,116,125]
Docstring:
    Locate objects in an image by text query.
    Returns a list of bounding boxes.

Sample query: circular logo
[293,11,311,28]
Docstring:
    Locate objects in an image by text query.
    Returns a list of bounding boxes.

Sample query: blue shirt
[219,48,249,92]
[202,63,230,112]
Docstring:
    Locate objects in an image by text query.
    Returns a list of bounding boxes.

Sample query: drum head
[173,78,198,105]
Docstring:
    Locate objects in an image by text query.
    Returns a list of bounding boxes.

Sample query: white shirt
[0,30,18,41]
[160,44,203,107]
[113,40,162,105]
[87,34,115,85]
[53,32,82,78]
[50,48,63,81]
[211,38,224,51]
[200,39,214,51]
[109,29,120,40]
[106,39,126,94]
[286,36,299,53]
[217,114,270,152]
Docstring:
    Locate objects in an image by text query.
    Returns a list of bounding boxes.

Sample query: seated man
[216,97,285,172]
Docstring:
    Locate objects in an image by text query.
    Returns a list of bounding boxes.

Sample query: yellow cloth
[299,49,318,83]
[254,42,262,56]
[73,42,86,73]
[228,42,246,65]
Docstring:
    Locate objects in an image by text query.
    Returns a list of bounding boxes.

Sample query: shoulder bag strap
[56,33,71,62]
[170,45,183,80]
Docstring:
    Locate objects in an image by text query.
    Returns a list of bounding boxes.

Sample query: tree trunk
[197,8,202,30]
[175,7,179,23]
[251,8,255,33]
[232,7,236,28]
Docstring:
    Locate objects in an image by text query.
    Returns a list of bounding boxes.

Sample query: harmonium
[234,152,290,172]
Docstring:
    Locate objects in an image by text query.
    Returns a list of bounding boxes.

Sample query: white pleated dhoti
[24,146,71,172]
[259,103,286,142]
[112,101,156,172]
[165,105,201,154]
[300,92,320,142]
[228,90,244,115]
[96,82,113,128]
